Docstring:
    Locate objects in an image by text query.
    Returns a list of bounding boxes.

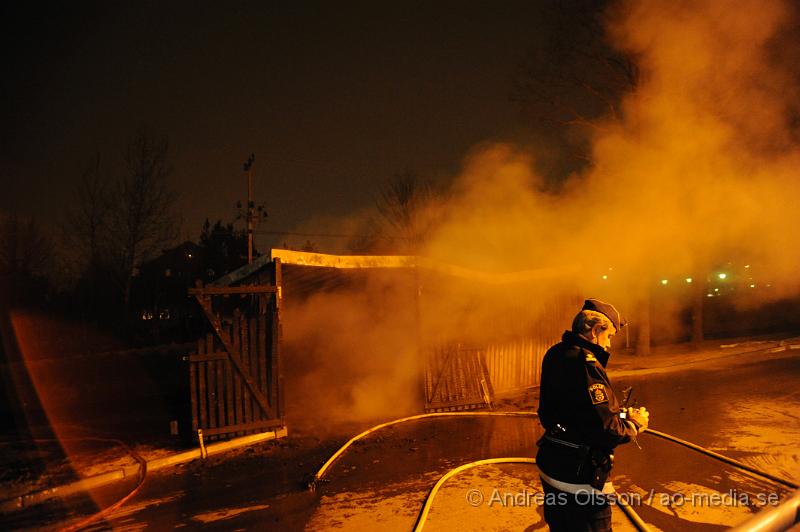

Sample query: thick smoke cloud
[592,0,800,288]
[283,0,800,428]
[425,0,800,295]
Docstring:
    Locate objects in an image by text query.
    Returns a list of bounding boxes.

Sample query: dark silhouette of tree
[68,128,179,322]
[364,171,438,254]
[67,155,112,280]
[71,153,111,271]
[511,0,640,185]
[0,213,49,278]
[198,219,249,280]
[278,239,318,253]
[0,212,50,305]
[62,154,120,321]
[109,128,179,314]
[511,1,665,352]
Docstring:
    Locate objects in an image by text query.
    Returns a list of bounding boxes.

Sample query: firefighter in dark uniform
[536,299,649,532]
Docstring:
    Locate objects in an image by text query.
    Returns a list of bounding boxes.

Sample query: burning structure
[184,249,581,438]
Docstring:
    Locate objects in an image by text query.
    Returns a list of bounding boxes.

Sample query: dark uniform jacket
[536,331,638,489]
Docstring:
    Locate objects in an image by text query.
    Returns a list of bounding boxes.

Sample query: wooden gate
[186,262,284,440]
[424,344,494,412]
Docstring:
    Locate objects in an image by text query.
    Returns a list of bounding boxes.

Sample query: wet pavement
[3,348,799,531]
[309,415,542,531]
[611,355,800,530]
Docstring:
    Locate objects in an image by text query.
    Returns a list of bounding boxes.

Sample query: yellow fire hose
[313,413,799,532]
[411,457,538,532]
[24,437,148,532]
[641,429,799,490]
[411,456,652,532]
[309,411,537,490]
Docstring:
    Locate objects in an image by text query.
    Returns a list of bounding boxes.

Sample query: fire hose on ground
[310,412,799,532]
[411,457,537,532]
[26,436,148,532]
[309,411,537,489]
[641,429,798,490]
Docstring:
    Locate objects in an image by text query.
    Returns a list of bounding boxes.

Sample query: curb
[0,426,288,514]
[610,341,800,379]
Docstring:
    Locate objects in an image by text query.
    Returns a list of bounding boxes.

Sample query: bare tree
[109,128,179,313]
[511,0,640,182]
[0,212,49,277]
[374,171,437,254]
[67,153,111,273]
[512,1,657,352]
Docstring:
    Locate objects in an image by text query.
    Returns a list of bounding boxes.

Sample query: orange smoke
[281,0,800,426]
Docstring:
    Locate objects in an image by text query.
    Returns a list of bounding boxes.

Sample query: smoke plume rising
[282,0,800,428]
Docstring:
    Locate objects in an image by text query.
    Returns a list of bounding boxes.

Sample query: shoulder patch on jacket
[585,352,598,364]
[588,383,609,404]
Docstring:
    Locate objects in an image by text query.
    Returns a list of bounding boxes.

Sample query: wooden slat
[246,314,254,424]
[206,333,216,432]
[434,348,444,404]
[198,339,207,432]
[478,349,494,405]
[188,352,228,362]
[466,351,472,398]
[241,313,252,432]
[467,351,477,398]
[428,398,488,410]
[271,248,415,269]
[249,315,260,421]
[189,285,277,295]
[273,258,284,420]
[267,301,276,410]
[429,347,449,405]
[437,348,447,404]
[225,344,234,429]
[522,342,528,386]
[424,352,431,405]
[445,348,455,403]
[427,350,435,405]
[460,350,469,401]
[467,350,477,397]
[232,311,242,434]
[439,349,446,401]
[259,307,268,418]
[456,348,465,401]
[453,348,463,401]
[202,418,285,437]
[461,349,471,397]
[215,341,224,433]
[190,338,200,433]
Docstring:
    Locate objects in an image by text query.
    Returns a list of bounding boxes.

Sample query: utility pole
[244,154,255,264]
[237,154,266,265]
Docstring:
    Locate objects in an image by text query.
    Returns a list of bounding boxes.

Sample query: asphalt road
[5,352,799,531]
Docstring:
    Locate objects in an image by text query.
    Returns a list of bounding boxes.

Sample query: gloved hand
[626,406,649,431]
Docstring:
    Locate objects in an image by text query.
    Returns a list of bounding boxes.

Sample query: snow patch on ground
[647,481,754,527]
[715,398,800,482]
[191,504,271,523]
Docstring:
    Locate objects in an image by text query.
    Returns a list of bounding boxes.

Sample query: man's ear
[590,323,603,339]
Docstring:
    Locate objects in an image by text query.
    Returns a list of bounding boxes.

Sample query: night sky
[2,1,561,251]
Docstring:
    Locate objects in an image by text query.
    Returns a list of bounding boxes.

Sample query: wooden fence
[484,337,557,394]
[187,261,284,441]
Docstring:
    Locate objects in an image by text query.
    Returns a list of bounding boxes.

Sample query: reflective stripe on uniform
[539,470,614,495]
